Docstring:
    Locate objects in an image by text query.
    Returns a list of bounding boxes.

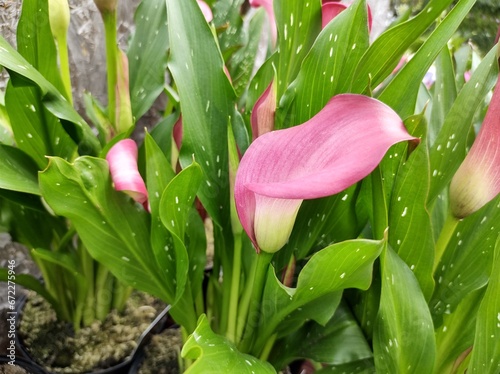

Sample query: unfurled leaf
[127,0,169,120]
[39,156,169,301]
[0,144,40,195]
[253,238,384,354]
[468,235,500,373]
[351,0,455,94]
[182,315,276,374]
[378,0,477,119]
[388,114,434,299]
[374,246,436,373]
[270,302,373,369]
[165,0,235,227]
[274,0,321,97]
[278,0,370,128]
[0,36,100,157]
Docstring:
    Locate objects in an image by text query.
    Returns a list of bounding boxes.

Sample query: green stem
[235,253,257,343]
[238,252,273,353]
[170,292,198,334]
[102,10,118,127]
[95,265,113,321]
[56,34,73,105]
[433,211,460,273]
[371,166,388,240]
[259,333,277,362]
[226,233,242,342]
[112,282,132,311]
[81,252,95,326]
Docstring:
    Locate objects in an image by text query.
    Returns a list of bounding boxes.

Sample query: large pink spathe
[450,75,500,218]
[235,94,417,253]
[106,139,148,206]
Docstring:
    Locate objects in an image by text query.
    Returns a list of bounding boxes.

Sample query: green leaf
[430,196,500,326]
[213,0,245,58]
[165,0,235,226]
[227,9,266,98]
[468,235,500,373]
[16,0,66,96]
[294,239,383,304]
[245,53,276,115]
[182,315,276,374]
[428,46,458,146]
[39,156,169,300]
[282,184,360,265]
[159,162,203,302]
[5,83,77,169]
[378,0,477,119]
[434,288,484,374]
[428,45,498,202]
[0,144,40,195]
[0,36,100,157]
[351,0,455,94]
[254,239,384,353]
[127,0,169,120]
[374,246,436,373]
[278,0,370,128]
[145,133,177,300]
[270,302,372,369]
[388,114,434,299]
[274,0,321,98]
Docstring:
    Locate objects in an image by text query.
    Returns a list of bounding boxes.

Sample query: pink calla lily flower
[450,74,500,218]
[235,94,418,253]
[197,1,213,23]
[106,139,148,207]
[251,80,276,140]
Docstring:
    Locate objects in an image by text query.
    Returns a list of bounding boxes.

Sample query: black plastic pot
[15,295,171,374]
[127,308,178,374]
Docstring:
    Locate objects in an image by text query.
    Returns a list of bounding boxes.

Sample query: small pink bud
[106,139,148,206]
[251,80,276,140]
[450,75,500,218]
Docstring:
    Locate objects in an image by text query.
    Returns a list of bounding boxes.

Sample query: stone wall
[0,0,141,113]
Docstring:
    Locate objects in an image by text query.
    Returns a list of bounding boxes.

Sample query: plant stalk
[238,251,273,353]
[56,33,73,105]
[433,211,459,273]
[102,10,118,127]
[226,233,242,342]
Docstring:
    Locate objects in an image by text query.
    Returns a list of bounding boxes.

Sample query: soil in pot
[135,328,182,374]
[19,291,166,373]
